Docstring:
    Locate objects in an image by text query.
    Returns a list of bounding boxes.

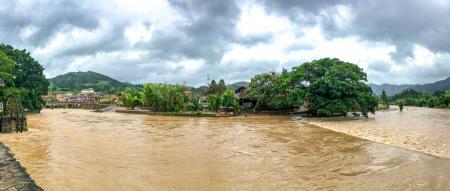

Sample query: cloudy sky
[1,0,450,86]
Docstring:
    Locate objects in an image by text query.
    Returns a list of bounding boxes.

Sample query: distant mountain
[369,84,415,96]
[227,81,249,90]
[414,77,450,92]
[189,86,208,96]
[188,81,250,96]
[370,77,450,96]
[49,71,129,92]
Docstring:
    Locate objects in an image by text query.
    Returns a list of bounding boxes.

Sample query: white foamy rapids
[301,107,450,158]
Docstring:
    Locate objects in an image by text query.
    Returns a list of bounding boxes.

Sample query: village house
[55,92,72,102]
[102,94,120,101]
[235,86,247,98]
[67,95,89,103]
[81,88,95,95]
[68,92,104,103]
[234,86,255,108]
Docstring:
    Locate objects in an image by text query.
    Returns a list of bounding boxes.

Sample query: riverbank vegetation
[142,83,188,112]
[390,89,450,109]
[119,58,377,117]
[121,80,239,115]
[0,44,49,112]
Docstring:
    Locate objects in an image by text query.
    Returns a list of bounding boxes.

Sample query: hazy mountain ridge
[370,77,450,96]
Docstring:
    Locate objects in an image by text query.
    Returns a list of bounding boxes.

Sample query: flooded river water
[304,107,450,158]
[1,109,449,190]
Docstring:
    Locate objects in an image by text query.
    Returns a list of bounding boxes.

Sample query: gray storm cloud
[0,0,449,86]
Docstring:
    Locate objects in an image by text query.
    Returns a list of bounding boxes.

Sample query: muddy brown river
[1,109,449,190]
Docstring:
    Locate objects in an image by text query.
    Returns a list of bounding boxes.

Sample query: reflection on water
[0,109,449,191]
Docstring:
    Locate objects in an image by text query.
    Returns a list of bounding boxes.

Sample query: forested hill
[49,71,129,92]
[227,81,249,90]
[370,77,450,96]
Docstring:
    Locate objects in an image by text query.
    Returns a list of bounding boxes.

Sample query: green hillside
[49,71,129,93]
[227,81,249,90]
[370,77,450,96]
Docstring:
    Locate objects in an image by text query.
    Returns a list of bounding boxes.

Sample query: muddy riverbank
[0,143,42,191]
[1,109,450,190]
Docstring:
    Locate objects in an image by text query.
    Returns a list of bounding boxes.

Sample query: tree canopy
[247,58,377,117]
[247,72,278,109]
[207,79,227,95]
[120,87,143,110]
[0,44,49,112]
[142,83,187,112]
[221,89,238,108]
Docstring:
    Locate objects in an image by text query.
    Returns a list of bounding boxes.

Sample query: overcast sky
[1,0,450,86]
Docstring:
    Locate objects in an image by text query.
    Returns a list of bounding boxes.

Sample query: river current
[0,109,449,190]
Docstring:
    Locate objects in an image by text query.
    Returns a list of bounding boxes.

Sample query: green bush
[143,83,187,112]
[207,94,221,112]
[221,89,238,108]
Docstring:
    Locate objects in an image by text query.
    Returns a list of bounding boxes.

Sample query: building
[234,86,255,108]
[81,88,95,95]
[55,93,72,102]
[102,94,119,101]
[67,95,89,103]
[235,86,247,98]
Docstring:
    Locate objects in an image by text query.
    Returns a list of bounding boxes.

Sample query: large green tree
[221,89,238,108]
[207,94,221,112]
[120,87,143,110]
[217,79,227,95]
[291,58,377,117]
[247,58,377,117]
[207,80,218,95]
[273,69,305,109]
[247,72,278,109]
[0,44,49,112]
[0,51,15,87]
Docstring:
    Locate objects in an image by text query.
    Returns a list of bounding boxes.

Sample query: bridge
[46,102,111,110]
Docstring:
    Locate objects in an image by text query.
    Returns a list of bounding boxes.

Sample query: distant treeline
[390,89,450,109]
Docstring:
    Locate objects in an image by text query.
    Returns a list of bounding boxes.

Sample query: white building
[81,88,95,95]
